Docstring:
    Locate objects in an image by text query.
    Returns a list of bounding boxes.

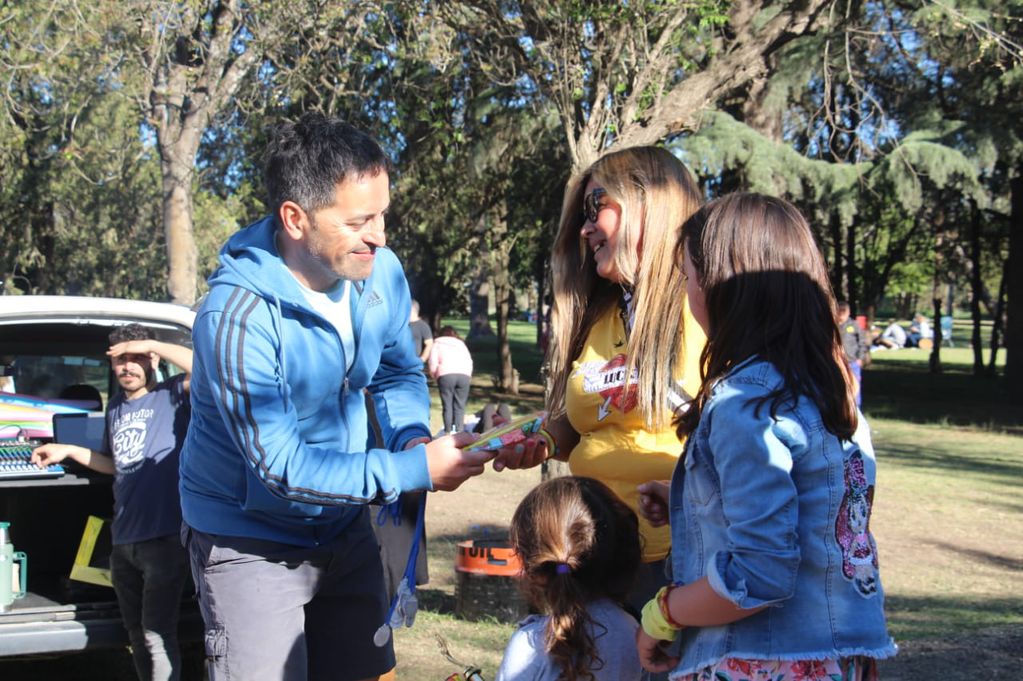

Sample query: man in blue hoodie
[179,113,493,681]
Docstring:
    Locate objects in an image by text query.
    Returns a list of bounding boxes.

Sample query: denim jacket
[668,359,896,676]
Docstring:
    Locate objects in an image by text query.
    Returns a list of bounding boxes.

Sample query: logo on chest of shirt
[111,408,153,474]
[574,354,639,421]
[365,291,383,308]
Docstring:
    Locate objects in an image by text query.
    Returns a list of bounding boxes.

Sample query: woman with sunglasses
[499,147,705,638]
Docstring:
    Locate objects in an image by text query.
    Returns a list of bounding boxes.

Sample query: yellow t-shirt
[565,303,705,562]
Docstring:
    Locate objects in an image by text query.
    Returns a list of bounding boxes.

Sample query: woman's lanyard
[618,288,635,339]
[617,287,694,416]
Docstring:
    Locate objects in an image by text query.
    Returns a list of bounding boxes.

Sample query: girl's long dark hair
[676,193,858,440]
[510,476,642,681]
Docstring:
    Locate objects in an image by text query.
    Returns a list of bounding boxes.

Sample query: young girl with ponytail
[496,476,643,681]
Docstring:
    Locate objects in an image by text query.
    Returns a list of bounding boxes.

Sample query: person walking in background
[408,299,433,364]
[33,324,193,681]
[837,301,867,406]
[637,193,895,679]
[178,113,494,681]
[428,326,473,434]
[496,476,643,681]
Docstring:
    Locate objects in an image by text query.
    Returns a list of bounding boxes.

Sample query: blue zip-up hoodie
[179,216,433,547]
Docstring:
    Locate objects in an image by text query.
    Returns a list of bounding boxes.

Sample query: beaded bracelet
[640,591,680,641]
[657,585,685,629]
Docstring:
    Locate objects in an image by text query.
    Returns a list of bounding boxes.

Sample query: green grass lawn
[866,344,1017,432]
[868,416,1023,643]
[443,318,545,384]
[860,342,1022,656]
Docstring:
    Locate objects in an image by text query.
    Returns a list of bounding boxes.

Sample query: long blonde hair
[547,146,702,428]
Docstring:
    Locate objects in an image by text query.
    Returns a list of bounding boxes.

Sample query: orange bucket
[455,539,522,577]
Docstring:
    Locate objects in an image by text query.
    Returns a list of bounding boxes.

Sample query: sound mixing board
[0,440,65,480]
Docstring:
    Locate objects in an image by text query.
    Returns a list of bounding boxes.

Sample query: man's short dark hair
[264,112,391,216]
[109,323,153,346]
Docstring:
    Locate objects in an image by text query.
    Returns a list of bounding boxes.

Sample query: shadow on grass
[418,587,457,615]
[987,500,1023,515]
[433,528,511,544]
[922,541,1023,572]
[864,361,1022,434]
[885,594,1023,641]
[467,382,545,415]
[877,622,1022,681]
[880,443,1023,481]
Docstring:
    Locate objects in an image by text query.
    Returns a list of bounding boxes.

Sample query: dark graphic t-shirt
[106,374,190,544]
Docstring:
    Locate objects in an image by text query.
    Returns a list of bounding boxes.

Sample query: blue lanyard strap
[373,492,426,647]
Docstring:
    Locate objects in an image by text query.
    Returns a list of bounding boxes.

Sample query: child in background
[636,193,896,680]
[496,476,643,681]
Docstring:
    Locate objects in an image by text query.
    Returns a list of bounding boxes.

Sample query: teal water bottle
[0,521,28,612]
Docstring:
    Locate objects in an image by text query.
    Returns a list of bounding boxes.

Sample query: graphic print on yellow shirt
[565,303,705,562]
[575,352,639,422]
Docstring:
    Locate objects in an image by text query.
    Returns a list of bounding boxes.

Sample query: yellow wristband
[640,591,680,641]
[536,427,558,460]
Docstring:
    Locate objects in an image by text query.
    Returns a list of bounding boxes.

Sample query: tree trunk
[491,209,517,394]
[969,202,984,376]
[536,263,548,351]
[1007,166,1023,401]
[161,148,199,305]
[929,298,943,374]
[468,270,493,338]
[541,459,571,481]
[468,211,494,338]
[988,257,1008,377]
[494,290,517,394]
[845,220,857,310]
[138,0,271,305]
[929,209,945,374]
[829,213,844,302]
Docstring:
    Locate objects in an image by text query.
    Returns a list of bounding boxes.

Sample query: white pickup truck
[0,296,202,674]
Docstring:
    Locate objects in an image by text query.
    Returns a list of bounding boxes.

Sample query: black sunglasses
[582,188,607,224]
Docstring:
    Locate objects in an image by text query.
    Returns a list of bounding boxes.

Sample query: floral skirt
[678,656,879,681]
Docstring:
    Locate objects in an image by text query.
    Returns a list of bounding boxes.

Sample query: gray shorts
[185,511,394,681]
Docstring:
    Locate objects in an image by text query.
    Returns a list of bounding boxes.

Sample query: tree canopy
[1,0,1018,394]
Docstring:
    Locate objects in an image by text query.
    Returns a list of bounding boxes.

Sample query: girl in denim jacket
[636,194,896,680]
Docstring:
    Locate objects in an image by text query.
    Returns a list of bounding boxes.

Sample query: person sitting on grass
[496,476,643,681]
[907,313,933,348]
[874,321,907,349]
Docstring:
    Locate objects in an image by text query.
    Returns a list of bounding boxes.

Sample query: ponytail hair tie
[555,563,571,575]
